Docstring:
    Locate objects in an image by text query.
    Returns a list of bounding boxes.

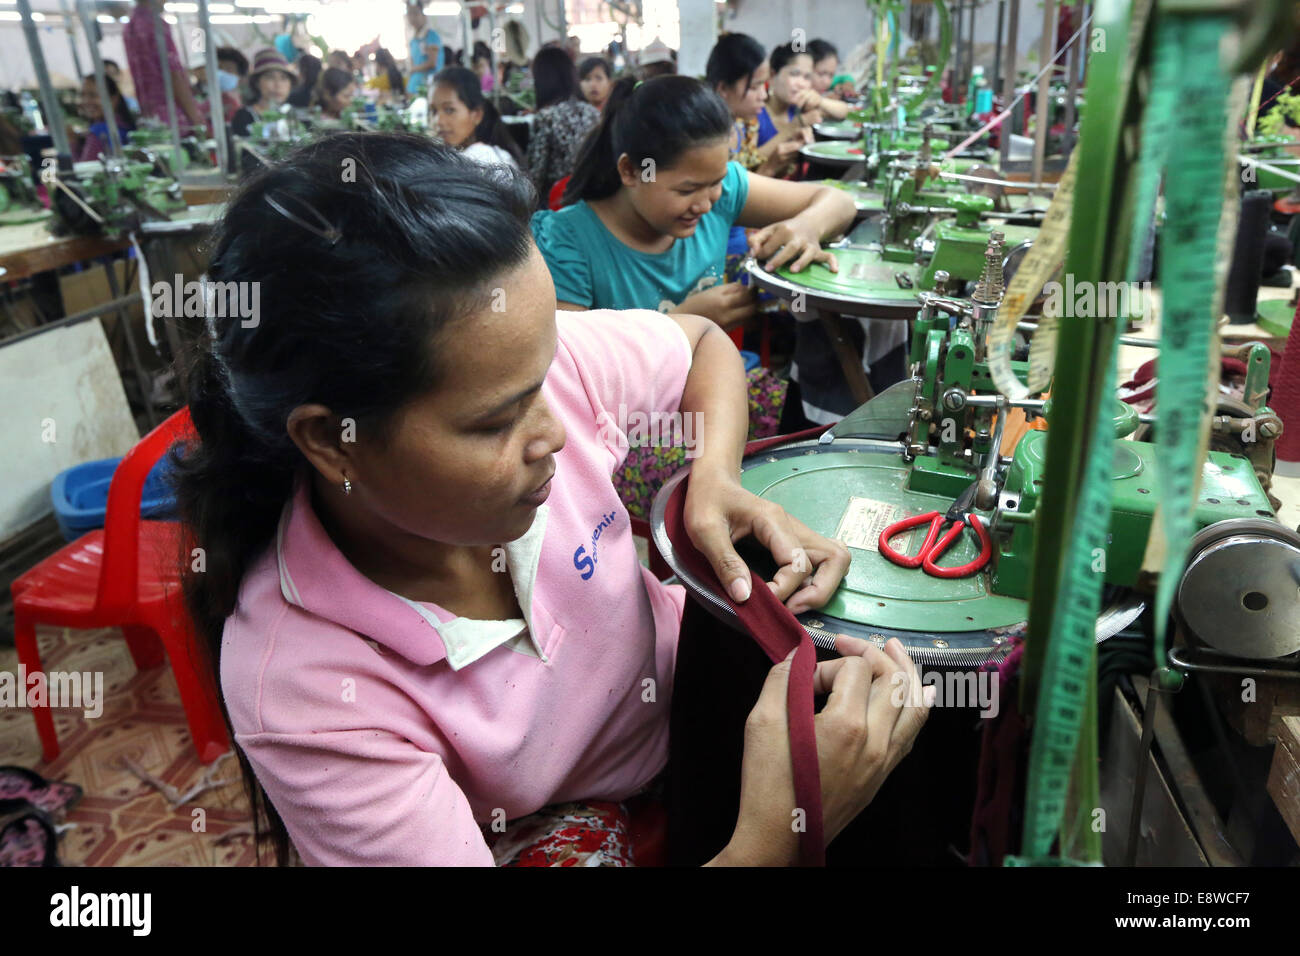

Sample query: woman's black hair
[311,67,354,111]
[808,39,839,64]
[578,56,611,82]
[84,73,136,133]
[472,40,492,64]
[532,46,581,110]
[433,66,525,163]
[374,48,404,93]
[704,32,767,93]
[294,53,321,95]
[173,132,536,866]
[770,42,811,75]
[216,46,249,76]
[562,74,732,204]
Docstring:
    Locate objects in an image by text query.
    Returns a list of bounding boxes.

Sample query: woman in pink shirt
[173,132,929,866]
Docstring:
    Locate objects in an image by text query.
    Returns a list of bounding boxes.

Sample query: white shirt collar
[392,505,551,670]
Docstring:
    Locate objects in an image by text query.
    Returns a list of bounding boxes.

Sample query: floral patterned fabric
[528,98,601,202]
[732,118,763,171]
[487,800,633,867]
[613,365,788,519]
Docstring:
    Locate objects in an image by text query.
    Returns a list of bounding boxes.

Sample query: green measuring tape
[1141,17,1246,683]
[1009,0,1246,865]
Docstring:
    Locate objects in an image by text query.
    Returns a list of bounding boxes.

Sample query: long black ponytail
[172,132,535,865]
[561,74,733,206]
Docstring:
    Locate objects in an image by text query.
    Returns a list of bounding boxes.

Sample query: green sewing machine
[49,153,186,237]
[124,119,213,177]
[717,232,1293,667]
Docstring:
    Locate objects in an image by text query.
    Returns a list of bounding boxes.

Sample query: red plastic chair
[547,175,570,211]
[11,407,230,765]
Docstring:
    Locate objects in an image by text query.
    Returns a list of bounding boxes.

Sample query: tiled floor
[0,625,257,866]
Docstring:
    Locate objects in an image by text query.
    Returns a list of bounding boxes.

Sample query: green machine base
[993,431,1276,599]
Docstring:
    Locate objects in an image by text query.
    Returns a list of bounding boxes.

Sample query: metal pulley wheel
[1175,518,1300,660]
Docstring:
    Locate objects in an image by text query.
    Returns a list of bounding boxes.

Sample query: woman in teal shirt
[531,76,855,330]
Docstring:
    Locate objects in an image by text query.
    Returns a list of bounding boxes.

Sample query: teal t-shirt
[531,160,750,311]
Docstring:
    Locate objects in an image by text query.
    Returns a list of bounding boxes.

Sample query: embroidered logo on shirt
[573,510,618,580]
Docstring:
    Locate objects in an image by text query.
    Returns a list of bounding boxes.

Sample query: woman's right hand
[718,636,933,866]
[676,281,758,330]
[776,138,805,161]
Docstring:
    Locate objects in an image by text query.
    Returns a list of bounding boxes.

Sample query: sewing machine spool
[743,248,921,319]
[1174,518,1300,662]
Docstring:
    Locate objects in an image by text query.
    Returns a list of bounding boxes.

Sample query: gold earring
[342,477,353,495]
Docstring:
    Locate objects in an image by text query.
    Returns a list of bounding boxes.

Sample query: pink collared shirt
[221,308,692,865]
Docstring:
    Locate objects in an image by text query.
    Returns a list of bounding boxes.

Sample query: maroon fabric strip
[663,424,831,866]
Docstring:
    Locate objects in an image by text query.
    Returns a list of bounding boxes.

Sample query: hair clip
[263,191,342,247]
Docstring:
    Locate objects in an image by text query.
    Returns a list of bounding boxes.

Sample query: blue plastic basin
[50,456,178,542]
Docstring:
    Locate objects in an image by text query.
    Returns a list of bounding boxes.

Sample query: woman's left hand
[748,219,838,274]
[682,468,851,616]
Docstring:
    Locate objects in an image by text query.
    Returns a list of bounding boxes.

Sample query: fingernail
[791,548,810,574]
[729,577,751,603]
[766,580,780,593]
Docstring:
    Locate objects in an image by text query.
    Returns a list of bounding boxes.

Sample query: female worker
[175,131,929,866]
[706,32,769,175]
[527,47,601,203]
[532,76,855,515]
[758,43,850,178]
[431,67,524,169]
[76,73,136,162]
[579,56,613,112]
[311,67,357,120]
[231,48,297,137]
[808,40,846,100]
[533,76,854,328]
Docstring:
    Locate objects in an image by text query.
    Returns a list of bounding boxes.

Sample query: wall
[0,320,140,540]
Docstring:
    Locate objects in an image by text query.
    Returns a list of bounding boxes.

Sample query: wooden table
[0,220,128,284]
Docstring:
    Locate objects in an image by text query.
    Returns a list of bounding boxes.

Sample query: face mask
[218,70,239,93]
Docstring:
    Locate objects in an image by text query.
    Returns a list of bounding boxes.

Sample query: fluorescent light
[505,3,525,12]
[210,2,236,11]
[97,13,115,22]
[252,14,274,22]
[211,13,254,22]
[257,0,318,12]
[164,2,198,11]
[424,2,462,15]
[0,11,20,20]
[163,13,177,23]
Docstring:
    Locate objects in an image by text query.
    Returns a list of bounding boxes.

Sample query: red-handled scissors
[878,483,992,579]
